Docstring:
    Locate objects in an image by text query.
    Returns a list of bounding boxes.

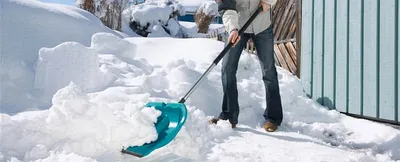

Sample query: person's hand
[259,2,271,12]
[228,29,240,46]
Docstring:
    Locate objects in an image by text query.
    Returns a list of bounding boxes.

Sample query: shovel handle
[213,6,263,65]
[179,6,263,104]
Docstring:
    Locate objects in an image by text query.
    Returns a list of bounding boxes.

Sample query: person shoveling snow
[123,1,273,157]
[209,0,282,133]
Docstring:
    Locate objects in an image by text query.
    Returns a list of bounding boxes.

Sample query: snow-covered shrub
[76,0,130,31]
[194,1,218,33]
[125,0,185,37]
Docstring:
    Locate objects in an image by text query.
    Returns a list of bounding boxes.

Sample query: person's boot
[209,118,220,124]
[209,118,236,128]
[263,121,277,132]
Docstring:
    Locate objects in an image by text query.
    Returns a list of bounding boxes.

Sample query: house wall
[300,0,399,124]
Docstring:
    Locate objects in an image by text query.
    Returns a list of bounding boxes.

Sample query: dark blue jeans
[218,25,283,126]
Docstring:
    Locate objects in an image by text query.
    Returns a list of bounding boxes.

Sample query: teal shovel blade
[121,102,188,158]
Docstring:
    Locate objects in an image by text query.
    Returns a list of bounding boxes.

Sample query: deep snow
[1,0,400,162]
[0,0,128,114]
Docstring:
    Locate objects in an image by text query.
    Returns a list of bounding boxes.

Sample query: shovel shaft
[179,63,216,103]
[179,6,263,104]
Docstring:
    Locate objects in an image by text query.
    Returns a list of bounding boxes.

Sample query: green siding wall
[300,0,399,124]
[396,0,399,122]
[335,0,348,113]
[300,0,313,98]
[363,0,378,119]
[323,0,335,109]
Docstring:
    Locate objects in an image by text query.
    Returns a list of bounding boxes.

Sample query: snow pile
[2,35,400,161]
[1,82,161,161]
[2,0,400,161]
[125,0,185,37]
[34,42,114,101]
[33,32,147,108]
[90,32,137,59]
[0,0,126,114]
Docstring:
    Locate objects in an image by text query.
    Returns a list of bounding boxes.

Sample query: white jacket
[219,0,277,35]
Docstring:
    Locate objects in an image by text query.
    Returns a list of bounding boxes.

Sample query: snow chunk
[148,25,172,37]
[34,42,114,101]
[90,32,137,59]
[166,18,181,37]
[198,1,218,16]
[141,107,162,123]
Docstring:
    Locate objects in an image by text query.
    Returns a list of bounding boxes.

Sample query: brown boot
[209,118,236,128]
[209,118,220,124]
[263,121,278,132]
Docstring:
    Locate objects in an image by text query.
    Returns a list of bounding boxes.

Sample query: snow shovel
[121,6,263,158]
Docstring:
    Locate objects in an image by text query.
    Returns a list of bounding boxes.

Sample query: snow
[0,0,128,114]
[166,18,181,36]
[131,4,173,27]
[1,82,161,161]
[148,25,173,37]
[125,0,186,37]
[90,32,137,59]
[1,0,400,161]
[129,0,185,27]
[126,0,222,38]
[33,42,114,102]
[177,0,214,13]
[197,1,218,16]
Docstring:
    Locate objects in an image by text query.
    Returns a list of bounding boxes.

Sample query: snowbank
[90,32,137,59]
[2,0,400,161]
[33,42,114,101]
[32,32,146,108]
[1,82,161,161]
[0,0,126,114]
[127,37,224,66]
[2,36,400,161]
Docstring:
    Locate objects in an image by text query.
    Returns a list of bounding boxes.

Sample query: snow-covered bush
[125,0,186,37]
[194,1,218,33]
[76,0,130,31]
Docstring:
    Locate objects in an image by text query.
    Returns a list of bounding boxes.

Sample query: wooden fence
[245,0,299,75]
